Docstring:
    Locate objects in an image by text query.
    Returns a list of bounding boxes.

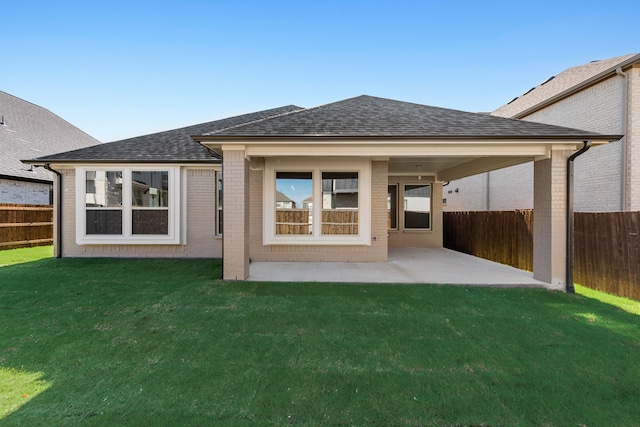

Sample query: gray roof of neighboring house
[201,95,618,139]
[493,53,640,118]
[275,191,295,204]
[1,90,100,183]
[28,105,303,163]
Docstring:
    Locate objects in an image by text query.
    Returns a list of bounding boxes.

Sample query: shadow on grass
[1,257,639,425]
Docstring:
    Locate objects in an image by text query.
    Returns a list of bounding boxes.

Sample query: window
[131,171,169,234]
[275,172,313,235]
[387,184,398,230]
[264,158,371,245]
[322,172,358,235]
[404,184,431,229]
[76,167,180,244]
[85,171,123,235]
[216,171,223,236]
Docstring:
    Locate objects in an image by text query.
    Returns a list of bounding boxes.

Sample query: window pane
[388,185,398,229]
[322,172,358,235]
[404,184,431,229]
[276,172,312,235]
[86,210,122,234]
[216,172,223,235]
[132,210,168,234]
[132,171,169,207]
[86,171,122,207]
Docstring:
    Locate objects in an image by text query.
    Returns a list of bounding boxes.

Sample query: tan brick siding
[222,151,250,279]
[533,150,570,287]
[628,65,640,210]
[58,167,221,258]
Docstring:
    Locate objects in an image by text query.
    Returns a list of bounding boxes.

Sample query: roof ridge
[206,105,307,136]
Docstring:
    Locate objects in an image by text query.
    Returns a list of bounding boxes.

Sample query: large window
[322,172,358,235]
[77,167,180,244]
[85,171,123,235]
[403,184,431,229]
[275,172,313,235]
[264,158,371,245]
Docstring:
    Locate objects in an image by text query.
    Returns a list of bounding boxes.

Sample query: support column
[222,149,250,280]
[533,149,571,288]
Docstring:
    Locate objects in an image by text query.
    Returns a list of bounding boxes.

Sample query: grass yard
[1,248,639,426]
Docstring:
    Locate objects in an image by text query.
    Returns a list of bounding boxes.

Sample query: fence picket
[0,204,53,250]
[445,210,639,301]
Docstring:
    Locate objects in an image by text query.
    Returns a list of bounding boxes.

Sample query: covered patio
[249,247,555,289]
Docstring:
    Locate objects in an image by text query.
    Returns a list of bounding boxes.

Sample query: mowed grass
[1,248,639,426]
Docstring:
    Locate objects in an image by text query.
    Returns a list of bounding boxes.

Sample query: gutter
[43,164,63,258]
[616,67,629,210]
[566,141,591,293]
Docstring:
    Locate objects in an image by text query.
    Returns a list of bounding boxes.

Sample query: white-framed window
[403,183,431,230]
[215,170,223,236]
[387,184,398,230]
[264,158,371,245]
[76,166,181,245]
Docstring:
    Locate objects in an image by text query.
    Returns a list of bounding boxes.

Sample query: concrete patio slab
[249,247,559,289]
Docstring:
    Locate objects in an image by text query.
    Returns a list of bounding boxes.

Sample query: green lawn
[1,248,639,426]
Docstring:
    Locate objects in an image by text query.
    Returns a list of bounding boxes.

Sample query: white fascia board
[246,144,550,157]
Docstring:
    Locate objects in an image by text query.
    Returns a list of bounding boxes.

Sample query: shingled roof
[201,95,617,139]
[1,90,100,183]
[30,105,303,163]
[493,53,640,119]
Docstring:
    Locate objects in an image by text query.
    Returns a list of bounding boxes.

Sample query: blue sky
[1,1,638,142]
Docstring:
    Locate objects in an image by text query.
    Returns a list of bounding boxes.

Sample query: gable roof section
[493,53,640,119]
[1,90,100,183]
[200,95,617,140]
[29,105,303,164]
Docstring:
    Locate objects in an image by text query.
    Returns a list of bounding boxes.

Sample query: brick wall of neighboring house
[628,66,640,210]
[444,72,631,213]
[0,178,52,205]
[58,167,222,258]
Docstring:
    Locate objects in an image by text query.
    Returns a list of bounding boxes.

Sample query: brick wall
[59,167,221,258]
[0,178,51,205]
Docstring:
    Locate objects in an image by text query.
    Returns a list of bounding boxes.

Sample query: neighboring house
[444,53,640,212]
[1,90,100,204]
[27,95,619,288]
[275,191,296,209]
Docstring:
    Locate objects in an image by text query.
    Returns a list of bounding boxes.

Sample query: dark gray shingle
[205,95,614,138]
[31,105,303,163]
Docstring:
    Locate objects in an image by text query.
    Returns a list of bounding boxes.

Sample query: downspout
[43,164,62,258]
[616,67,629,211]
[566,141,591,293]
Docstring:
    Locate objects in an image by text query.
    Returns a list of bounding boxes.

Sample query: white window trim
[76,166,181,245]
[264,158,371,245]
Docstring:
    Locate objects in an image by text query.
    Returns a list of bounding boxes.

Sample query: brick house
[444,53,640,212]
[26,95,619,288]
[1,90,100,204]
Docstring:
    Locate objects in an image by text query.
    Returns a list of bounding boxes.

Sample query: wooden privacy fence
[276,209,359,235]
[574,212,640,300]
[443,210,533,271]
[0,204,53,250]
[444,210,640,300]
